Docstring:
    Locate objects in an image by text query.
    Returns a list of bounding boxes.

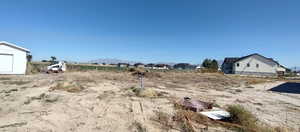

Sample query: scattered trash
[177,97,230,120]
[178,97,213,112]
[200,110,230,120]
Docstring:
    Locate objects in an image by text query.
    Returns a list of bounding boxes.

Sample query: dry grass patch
[235,76,273,85]
[49,81,85,93]
[97,90,116,100]
[0,77,12,81]
[227,105,257,131]
[226,105,291,132]
[152,111,174,131]
[159,72,241,89]
[135,88,158,97]
[63,72,97,83]
[153,109,211,132]
[129,121,147,132]
[128,87,167,98]
[3,80,31,85]
[167,100,289,132]
[174,110,210,132]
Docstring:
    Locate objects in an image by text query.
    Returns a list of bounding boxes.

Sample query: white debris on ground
[200,108,231,120]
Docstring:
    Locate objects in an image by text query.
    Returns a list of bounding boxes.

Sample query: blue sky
[1,0,299,67]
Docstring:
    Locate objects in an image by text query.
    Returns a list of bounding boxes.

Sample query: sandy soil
[0,72,299,132]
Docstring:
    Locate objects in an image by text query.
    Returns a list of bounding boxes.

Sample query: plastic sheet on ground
[200,110,230,120]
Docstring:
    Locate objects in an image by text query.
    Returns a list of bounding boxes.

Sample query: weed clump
[152,111,174,131]
[227,105,257,128]
[226,105,290,132]
[49,81,84,93]
[132,87,158,97]
[128,87,167,98]
[0,77,11,81]
[130,121,147,132]
[3,80,31,85]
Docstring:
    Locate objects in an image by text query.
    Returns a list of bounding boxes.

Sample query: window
[247,63,250,67]
[256,64,259,68]
[237,63,240,67]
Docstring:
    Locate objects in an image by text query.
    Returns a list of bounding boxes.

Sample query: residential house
[145,64,170,70]
[296,71,300,76]
[117,63,129,68]
[145,63,155,69]
[222,53,286,76]
[134,63,145,68]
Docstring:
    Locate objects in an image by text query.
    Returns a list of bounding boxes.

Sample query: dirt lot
[0,71,299,132]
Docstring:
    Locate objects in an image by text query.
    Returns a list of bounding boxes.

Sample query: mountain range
[88,58,189,66]
[88,58,139,65]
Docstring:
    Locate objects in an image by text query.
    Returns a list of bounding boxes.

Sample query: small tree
[50,56,56,62]
[27,54,32,62]
[174,63,195,70]
[50,56,57,64]
[201,59,219,72]
[211,59,219,71]
[202,59,212,68]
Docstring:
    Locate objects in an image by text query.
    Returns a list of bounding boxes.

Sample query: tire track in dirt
[131,99,147,125]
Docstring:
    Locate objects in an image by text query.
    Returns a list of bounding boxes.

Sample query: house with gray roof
[222,53,286,76]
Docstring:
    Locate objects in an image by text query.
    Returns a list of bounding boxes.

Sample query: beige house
[222,54,286,76]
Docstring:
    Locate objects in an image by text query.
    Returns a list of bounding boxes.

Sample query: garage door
[0,54,13,72]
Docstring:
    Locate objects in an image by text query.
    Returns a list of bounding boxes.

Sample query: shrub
[3,80,31,85]
[130,121,147,132]
[152,111,173,131]
[0,77,11,81]
[131,87,158,98]
[227,105,257,128]
[49,81,84,93]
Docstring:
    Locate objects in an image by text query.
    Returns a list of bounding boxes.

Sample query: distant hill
[155,62,177,66]
[88,59,180,66]
[88,58,139,65]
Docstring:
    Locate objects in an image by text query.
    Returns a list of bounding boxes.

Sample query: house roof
[223,57,240,64]
[223,53,280,66]
[236,53,279,65]
[134,63,144,66]
[0,41,30,52]
[155,64,169,67]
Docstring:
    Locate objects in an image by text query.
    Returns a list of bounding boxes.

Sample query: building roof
[0,41,30,52]
[223,57,240,64]
[118,63,129,65]
[223,53,280,66]
[134,63,144,66]
[236,53,279,65]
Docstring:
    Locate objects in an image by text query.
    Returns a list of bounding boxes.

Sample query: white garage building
[0,41,30,74]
